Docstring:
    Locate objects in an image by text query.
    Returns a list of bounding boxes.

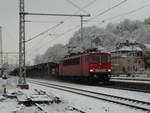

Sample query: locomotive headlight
[90,69,94,72]
[108,69,111,72]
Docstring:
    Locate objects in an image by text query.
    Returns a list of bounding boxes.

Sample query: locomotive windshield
[91,55,110,62]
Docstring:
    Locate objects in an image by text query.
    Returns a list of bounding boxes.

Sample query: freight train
[10,49,112,83]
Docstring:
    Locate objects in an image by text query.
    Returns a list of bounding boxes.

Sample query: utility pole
[6,53,8,65]
[0,52,18,70]
[24,12,90,44]
[17,0,90,89]
[17,0,29,89]
[0,26,3,77]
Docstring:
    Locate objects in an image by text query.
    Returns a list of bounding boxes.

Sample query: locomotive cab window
[101,56,111,62]
[91,56,101,62]
[91,55,111,62]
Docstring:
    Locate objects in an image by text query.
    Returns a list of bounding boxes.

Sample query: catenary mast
[18,0,28,89]
[0,26,3,76]
[17,0,90,89]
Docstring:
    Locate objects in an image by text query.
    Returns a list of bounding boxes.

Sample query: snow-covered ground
[111,75,150,84]
[0,77,149,113]
[111,79,150,84]
[29,78,150,103]
[30,82,146,113]
[112,76,150,81]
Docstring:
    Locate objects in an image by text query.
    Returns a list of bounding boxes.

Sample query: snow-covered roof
[144,44,150,50]
[118,46,142,51]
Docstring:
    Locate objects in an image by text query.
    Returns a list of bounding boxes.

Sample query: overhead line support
[23,12,90,44]
[22,12,90,17]
[18,0,29,89]
[18,1,90,89]
[0,26,3,77]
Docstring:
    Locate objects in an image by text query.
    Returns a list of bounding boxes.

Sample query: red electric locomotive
[59,49,111,83]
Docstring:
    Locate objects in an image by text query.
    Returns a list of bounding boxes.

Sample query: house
[111,40,150,75]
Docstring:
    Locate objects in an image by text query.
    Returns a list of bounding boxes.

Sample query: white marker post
[2,74,7,96]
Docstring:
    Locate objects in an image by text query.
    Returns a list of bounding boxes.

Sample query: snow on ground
[0,77,21,113]
[0,101,18,113]
[112,76,150,80]
[111,79,150,84]
[0,76,149,113]
[30,78,150,104]
[0,77,46,113]
[30,83,146,113]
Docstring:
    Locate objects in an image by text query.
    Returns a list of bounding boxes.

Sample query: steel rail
[111,77,150,82]
[35,103,51,113]
[29,80,150,112]
[102,85,150,93]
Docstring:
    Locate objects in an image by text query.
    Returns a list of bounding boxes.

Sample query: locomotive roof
[62,52,111,60]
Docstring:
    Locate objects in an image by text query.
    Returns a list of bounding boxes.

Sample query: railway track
[111,77,150,82]
[110,79,150,92]
[102,85,150,93]
[29,79,150,112]
[35,103,51,113]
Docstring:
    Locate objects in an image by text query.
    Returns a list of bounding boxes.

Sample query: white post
[0,26,3,77]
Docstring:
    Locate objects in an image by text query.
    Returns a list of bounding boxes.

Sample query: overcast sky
[0,0,150,64]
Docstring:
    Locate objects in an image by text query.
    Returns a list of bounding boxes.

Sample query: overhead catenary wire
[102,2,150,22]
[65,0,89,14]
[37,0,129,49]
[62,0,96,22]
[26,0,92,37]
[84,2,150,24]
[26,1,150,64]
[27,0,96,51]
[25,21,64,43]
[27,0,129,59]
[34,24,80,52]
[24,12,90,45]
[27,24,80,57]
[87,0,128,22]
[27,33,56,51]
[27,0,128,56]
[26,0,96,34]
[34,33,56,46]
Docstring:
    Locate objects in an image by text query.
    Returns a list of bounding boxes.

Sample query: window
[91,55,111,62]
[101,56,110,62]
[91,56,101,62]
[138,60,141,64]
[63,57,80,66]
[137,52,142,56]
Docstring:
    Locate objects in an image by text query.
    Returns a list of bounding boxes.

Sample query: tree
[41,44,67,63]
[34,54,42,65]
[34,17,150,64]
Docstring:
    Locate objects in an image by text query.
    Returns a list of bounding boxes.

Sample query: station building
[111,40,150,75]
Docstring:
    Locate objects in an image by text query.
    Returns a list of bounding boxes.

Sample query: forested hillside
[34,18,150,64]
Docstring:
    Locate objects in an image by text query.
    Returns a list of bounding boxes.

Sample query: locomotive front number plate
[95,69,106,72]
